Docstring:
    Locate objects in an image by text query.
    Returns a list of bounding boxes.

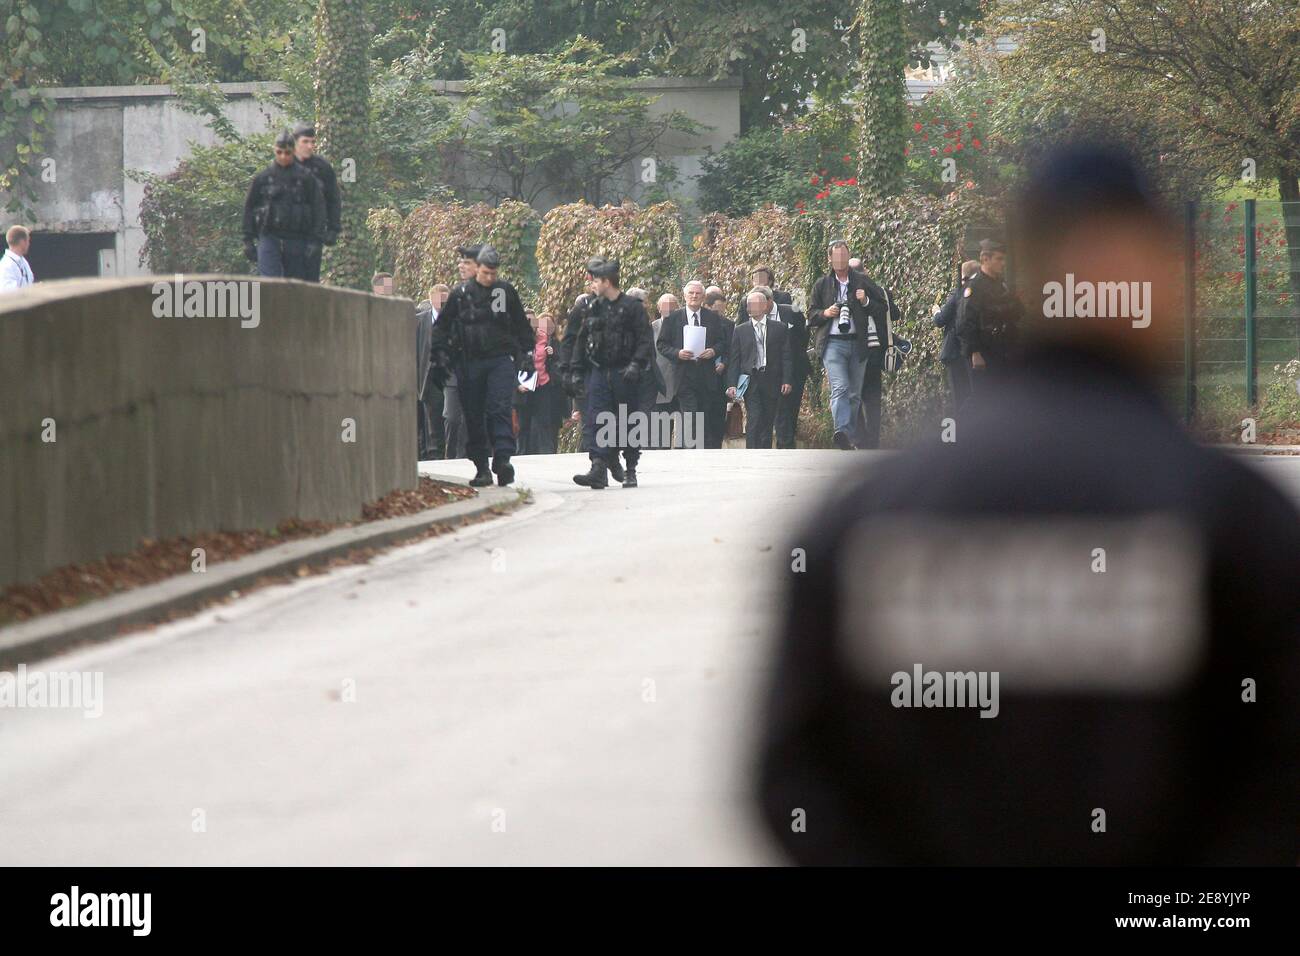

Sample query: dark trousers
[418,385,445,459]
[743,373,780,449]
[945,359,971,412]
[459,355,517,464]
[857,356,884,449]
[583,367,645,465]
[443,382,466,459]
[677,368,723,450]
[303,242,324,283]
[516,379,562,455]
[256,235,310,279]
[774,375,806,449]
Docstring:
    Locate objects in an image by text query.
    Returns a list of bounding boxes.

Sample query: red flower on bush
[913,123,923,132]
[972,138,982,148]
[842,155,851,163]
[811,175,819,185]
[966,122,974,129]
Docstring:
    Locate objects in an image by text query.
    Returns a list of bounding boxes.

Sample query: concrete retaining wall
[0,277,418,589]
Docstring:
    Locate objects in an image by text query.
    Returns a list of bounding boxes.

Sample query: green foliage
[856,0,908,199]
[696,102,862,217]
[440,37,698,206]
[314,0,373,289]
[382,198,539,300]
[133,134,273,274]
[535,201,683,322]
[696,188,995,445]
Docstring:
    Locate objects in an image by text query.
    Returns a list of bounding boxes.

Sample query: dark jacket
[933,283,965,364]
[242,161,326,243]
[415,302,435,400]
[430,277,532,366]
[295,155,342,241]
[573,291,654,371]
[771,302,811,380]
[727,314,794,394]
[657,307,728,388]
[956,269,1024,364]
[756,342,1300,865]
[807,270,900,358]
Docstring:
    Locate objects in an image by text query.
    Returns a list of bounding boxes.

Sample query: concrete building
[0,78,741,281]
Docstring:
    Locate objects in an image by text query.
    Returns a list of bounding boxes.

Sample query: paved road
[2,450,1297,865]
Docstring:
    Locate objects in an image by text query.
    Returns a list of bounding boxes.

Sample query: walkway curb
[0,477,524,667]
[1210,444,1300,456]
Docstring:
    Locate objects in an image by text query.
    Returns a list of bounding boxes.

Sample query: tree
[314,0,374,288]
[438,38,700,206]
[856,0,909,198]
[990,0,1300,295]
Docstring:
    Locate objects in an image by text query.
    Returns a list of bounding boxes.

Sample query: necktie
[691,312,698,326]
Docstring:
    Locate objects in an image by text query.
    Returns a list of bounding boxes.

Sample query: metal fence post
[1244,198,1257,406]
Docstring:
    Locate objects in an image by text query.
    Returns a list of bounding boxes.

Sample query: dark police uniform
[575,290,654,483]
[429,272,533,479]
[956,269,1023,377]
[295,154,341,283]
[241,161,326,279]
[933,278,972,409]
[755,342,1300,864]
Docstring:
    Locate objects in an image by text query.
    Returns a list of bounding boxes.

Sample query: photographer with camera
[808,240,892,449]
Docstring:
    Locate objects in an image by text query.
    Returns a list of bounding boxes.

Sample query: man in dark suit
[745,266,793,309]
[656,280,728,449]
[728,287,795,449]
[768,289,810,449]
[933,260,980,412]
[416,283,450,459]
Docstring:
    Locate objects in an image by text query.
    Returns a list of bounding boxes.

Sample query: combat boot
[469,459,493,487]
[607,456,625,483]
[622,458,638,488]
[573,458,609,489]
[492,453,515,487]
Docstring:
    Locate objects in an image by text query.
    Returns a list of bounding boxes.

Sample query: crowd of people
[401,236,1024,488]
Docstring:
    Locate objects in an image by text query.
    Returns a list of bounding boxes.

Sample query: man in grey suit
[649,293,681,448]
[727,288,794,449]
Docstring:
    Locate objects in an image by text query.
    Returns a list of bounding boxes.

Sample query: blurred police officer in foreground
[429,245,534,487]
[292,123,341,283]
[755,143,1300,865]
[956,238,1024,392]
[572,258,654,489]
[242,130,326,279]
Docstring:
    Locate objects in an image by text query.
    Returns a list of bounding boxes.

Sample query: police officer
[241,130,326,280]
[572,258,654,489]
[429,245,534,487]
[292,123,342,283]
[559,265,628,479]
[956,238,1024,390]
[755,144,1300,865]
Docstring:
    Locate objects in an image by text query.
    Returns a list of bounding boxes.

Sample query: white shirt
[833,275,855,335]
[0,249,34,291]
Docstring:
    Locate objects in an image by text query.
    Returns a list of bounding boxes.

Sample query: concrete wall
[0,77,741,278]
[0,83,286,279]
[0,277,418,589]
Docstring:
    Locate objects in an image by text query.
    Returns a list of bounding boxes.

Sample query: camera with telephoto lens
[838,301,852,334]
